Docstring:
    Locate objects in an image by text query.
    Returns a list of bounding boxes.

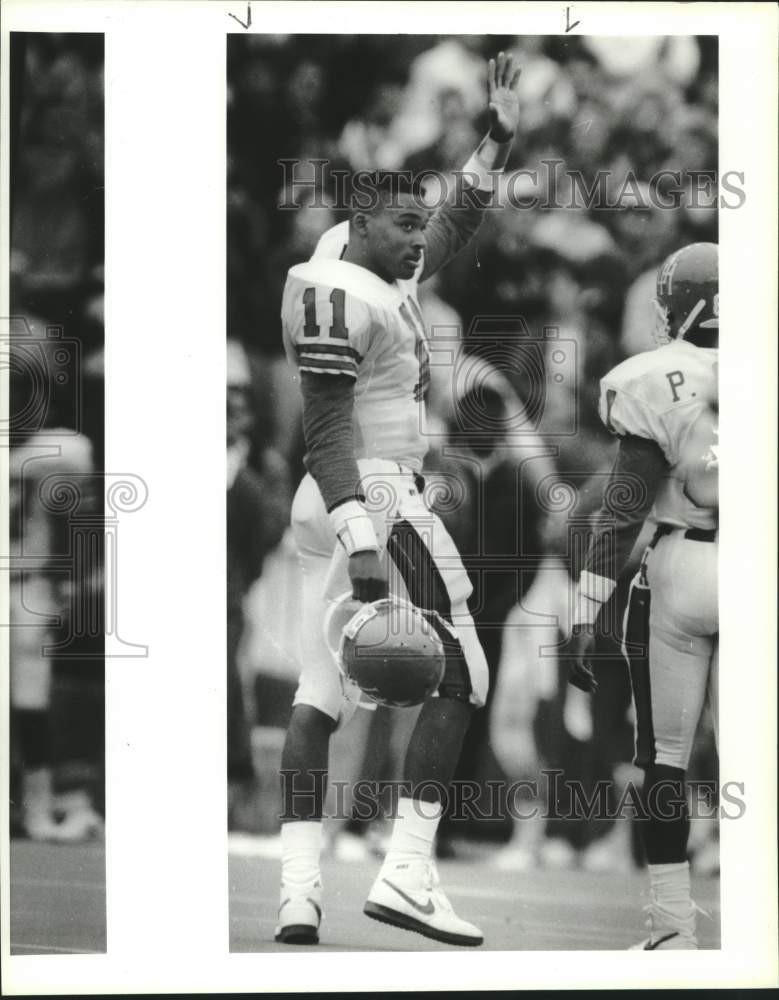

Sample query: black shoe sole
[363,901,483,947]
[274,924,319,945]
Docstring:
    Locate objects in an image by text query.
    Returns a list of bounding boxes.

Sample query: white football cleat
[20,770,100,844]
[274,879,322,945]
[364,860,483,947]
[629,902,699,950]
[55,791,104,842]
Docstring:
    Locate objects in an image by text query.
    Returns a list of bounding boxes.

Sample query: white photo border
[1,0,777,993]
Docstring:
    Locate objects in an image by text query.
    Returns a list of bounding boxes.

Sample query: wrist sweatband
[461,134,512,192]
[572,571,616,627]
[329,499,379,555]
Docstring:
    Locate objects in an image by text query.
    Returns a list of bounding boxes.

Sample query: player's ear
[351,212,371,238]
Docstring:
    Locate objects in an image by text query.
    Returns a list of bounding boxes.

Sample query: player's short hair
[348,170,428,218]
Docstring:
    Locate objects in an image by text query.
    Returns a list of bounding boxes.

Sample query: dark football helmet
[325,595,447,709]
[653,242,718,347]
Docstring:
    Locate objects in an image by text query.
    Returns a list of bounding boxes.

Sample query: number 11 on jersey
[302,287,349,339]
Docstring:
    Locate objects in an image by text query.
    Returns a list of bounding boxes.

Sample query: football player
[276,53,521,947]
[9,429,102,842]
[568,242,719,949]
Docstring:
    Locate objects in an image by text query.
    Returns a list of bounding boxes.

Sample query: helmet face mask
[651,295,672,346]
[326,596,447,709]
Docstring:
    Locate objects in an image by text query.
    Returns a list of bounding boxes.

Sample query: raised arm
[421,51,521,281]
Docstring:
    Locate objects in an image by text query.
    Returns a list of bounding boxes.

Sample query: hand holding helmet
[324,593,448,709]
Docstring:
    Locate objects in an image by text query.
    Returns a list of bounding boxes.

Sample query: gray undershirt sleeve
[421,187,492,282]
[300,370,364,512]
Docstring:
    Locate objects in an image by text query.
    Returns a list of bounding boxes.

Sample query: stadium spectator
[9,430,103,842]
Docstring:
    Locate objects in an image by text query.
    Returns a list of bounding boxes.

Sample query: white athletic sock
[382,796,442,872]
[281,821,322,889]
[648,861,693,919]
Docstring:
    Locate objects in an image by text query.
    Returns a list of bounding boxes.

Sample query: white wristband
[579,570,616,604]
[461,135,512,191]
[572,591,604,628]
[461,151,501,192]
[329,500,379,555]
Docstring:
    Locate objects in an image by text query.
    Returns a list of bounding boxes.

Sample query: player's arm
[421,51,520,281]
[567,433,667,691]
[299,372,386,602]
[574,433,667,627]
[286,277,387,601]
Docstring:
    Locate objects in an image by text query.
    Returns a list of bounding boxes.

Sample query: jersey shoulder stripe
[296,346,358,375]
[298,358,357,376]
[297,356,357,378]
[295,342,364,363]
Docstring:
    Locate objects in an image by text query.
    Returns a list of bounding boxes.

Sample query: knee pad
[292,677,343,727]
[293,671,371,733]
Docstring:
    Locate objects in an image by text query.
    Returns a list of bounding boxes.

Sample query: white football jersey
[282,248,431,471]
[599,339,718,530]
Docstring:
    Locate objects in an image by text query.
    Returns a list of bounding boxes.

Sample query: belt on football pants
[652,524,717,545]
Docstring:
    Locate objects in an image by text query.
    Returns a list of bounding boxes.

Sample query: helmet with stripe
[324,594,446,708]
[653,242,718,347]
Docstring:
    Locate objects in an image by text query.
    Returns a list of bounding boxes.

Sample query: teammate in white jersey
[276,53,522,947]
[568,242,719,949]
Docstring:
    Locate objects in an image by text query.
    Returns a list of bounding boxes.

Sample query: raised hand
[487,50,521,142]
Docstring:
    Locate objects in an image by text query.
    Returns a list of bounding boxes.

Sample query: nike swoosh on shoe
[381,878,435,915]
[646,932,680,950]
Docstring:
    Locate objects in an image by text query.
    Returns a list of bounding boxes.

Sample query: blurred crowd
[227,32,718,513]
[9,34,105,841]
[226,34,719,874]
